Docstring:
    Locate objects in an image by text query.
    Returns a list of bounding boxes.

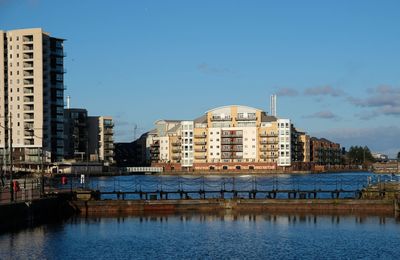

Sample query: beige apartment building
[149,105,309,171]
[88,116,114,165]
[0,28,65,162]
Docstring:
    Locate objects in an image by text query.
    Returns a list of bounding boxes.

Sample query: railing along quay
[54,174,400,201]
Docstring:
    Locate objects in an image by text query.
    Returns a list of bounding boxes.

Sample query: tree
[346,145,375,164]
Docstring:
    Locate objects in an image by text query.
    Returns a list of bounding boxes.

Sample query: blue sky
[1,0,399,156]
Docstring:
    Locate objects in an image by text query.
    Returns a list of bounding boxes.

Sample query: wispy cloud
[304,85,345,97]
[349,85,400,119]
[197,63,237,76]
[313,126,400,157]
[276,87,299,97]
[304,110,339,120]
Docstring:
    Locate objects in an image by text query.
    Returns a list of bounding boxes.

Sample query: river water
[0,213,399,259]
[1,172,400,259]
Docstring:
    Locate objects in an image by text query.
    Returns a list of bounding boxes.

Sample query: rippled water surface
[1,213,399,259]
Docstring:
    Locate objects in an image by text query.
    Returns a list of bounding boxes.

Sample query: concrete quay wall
[71,199,396,216]
[0,196,76,232]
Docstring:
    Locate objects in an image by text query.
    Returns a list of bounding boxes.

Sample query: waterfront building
[114,132,153,167]
[0,28,65,162]
[148,105,311,171]
[87,116,114,165]
[63,108,88,161]
[310,137,342,165]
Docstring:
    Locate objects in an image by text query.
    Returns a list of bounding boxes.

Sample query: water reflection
[1,212,400,259]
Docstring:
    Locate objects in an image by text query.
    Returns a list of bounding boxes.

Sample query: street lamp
[0,113,14,202]
[25,127,45,196]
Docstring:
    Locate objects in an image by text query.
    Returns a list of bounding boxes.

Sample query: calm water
[56,171,398,199]
[1,213,399,259]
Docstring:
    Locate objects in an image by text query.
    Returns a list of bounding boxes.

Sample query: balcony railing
[194,148,206,152]
[211,116,232,121]
[221,140,243,145]
[236,116,257,121]
[260,147,278,152]
[194,134,206,138]
[172,148,181,153]
[221,134,242,138]
[194,141,206,145]
[195,155,206,159]
[259,133,278,137]
[172,142,181,146]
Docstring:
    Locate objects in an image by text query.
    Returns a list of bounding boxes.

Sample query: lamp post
[25,128,45,196]
[0,114,14,202]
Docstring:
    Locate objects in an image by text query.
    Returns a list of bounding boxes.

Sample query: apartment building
[149,105,308,171]
[310,137,342,165]
[0,28,65,162]
[87,116,114,165]
[64,108,88,161]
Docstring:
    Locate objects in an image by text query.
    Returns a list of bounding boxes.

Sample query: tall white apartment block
[277,118,291,166]
[181,121,194,167]
[0,28,65,162]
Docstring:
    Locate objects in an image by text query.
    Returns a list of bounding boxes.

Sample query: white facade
[242,127,257,160]
[208,128,221,161]
[181,121,194,167]
[277,119,291,166]
[159,136,170,162]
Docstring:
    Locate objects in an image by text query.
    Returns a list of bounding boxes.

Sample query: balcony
[53,50,66,57]
[23,53,34,60]
[103,128,113,135]
[23,44,33,51]
[24,140,34,145]
[150,149,160,154]
[195,155,206,159]
[260,147,278,152]
[24,97,34,103]
[24,105,34,111]
[221,133,242,138]
[23,87,34,94]
[24,114,34,120]
[23,62,34,68]
[221,139,243,145]
[23,70,34,77]
[211,116,232,121]
[194,134,206,138]
[236,116,257,121]
[24,130,34,137]
[171,141,181,146]
[172,148,181,153]
[172,155,181,160]
[24,79,34,86]
[194,148,206,152]
[23,35,33,42]
[259,133,278,137]
[194,141,206,145]
[221,146,243,152]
